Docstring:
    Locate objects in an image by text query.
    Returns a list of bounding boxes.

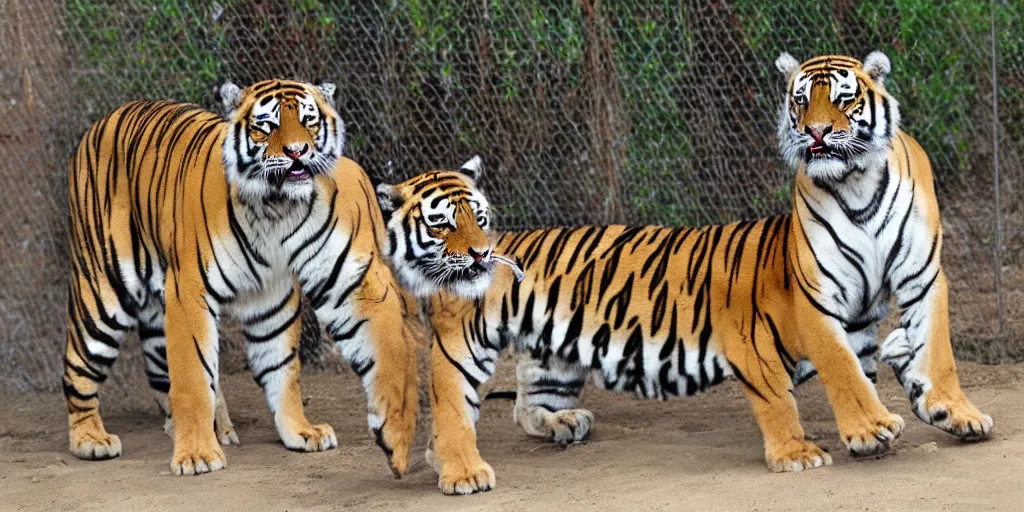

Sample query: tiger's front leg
[427,331,496,495]
[797,302,905,458]
[159,385,241,447]
[882,269,992,440]
[727,321,832,472]
[513,353,593,446]
[320,260,419,478]
[140,304,240,447]
[241,277,336,452]
[164,273,226,475]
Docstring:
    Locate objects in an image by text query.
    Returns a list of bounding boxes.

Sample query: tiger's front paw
[281,422,337,452]
[171,435,226,475]
[437,457,496,495]
[765,438,832,472]
[841,413,904,457]
[924,396,993,441]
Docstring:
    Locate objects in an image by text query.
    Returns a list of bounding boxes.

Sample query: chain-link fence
[2,0,1022,395]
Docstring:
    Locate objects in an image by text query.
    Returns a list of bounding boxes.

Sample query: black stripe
[331,318,368,342]
[244,306,301,343]
[897,271,940,310]
[894,233,939,291]
[245,287,295,325]
[435,334,481,388]
[730,364,768,402]
[193,336,215,383]
[254,350,297,387]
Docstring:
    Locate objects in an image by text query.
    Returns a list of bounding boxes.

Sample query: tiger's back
[67,100,229,311]
[465,218,797,399]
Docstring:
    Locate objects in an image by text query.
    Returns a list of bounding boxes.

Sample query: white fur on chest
[800,162,922,322]
[203,192,369,309]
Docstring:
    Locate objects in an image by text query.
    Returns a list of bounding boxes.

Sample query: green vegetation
[68,0,228,103]
[66,0,1024,227]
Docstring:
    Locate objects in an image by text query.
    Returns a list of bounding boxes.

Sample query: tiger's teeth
[490,254,525,282]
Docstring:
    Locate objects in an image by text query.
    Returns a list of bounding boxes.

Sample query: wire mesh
[1,0,1022,395]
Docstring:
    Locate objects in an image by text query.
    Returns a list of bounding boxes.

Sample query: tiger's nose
[468,247,489,263]
[283,143,309,160]
[804,125,833,143]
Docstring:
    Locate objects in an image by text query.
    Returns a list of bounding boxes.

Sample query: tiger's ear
[863,51,891,84]
[215,81,243,116]
[317,81,337,109]
[458,155,483,181]
[376,183,404,217]
[775,52,800,78]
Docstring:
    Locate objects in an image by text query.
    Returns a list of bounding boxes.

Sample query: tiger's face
[776,52,900,181]
[376,156,496,298]
[218,79,345,203]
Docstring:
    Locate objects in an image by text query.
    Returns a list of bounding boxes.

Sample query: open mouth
[806,143,837,161]
[285,160,311,182]
[429,253,524,284]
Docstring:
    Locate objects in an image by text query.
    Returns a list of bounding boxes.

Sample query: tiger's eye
[250,128,269,142]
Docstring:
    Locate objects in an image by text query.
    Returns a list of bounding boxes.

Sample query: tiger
[63,79,419,477]
[374,51,993,495]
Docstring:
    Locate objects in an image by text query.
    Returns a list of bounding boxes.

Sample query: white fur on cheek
[382,213,440,298]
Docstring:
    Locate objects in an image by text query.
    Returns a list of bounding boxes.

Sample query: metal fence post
[990,0,1005,333]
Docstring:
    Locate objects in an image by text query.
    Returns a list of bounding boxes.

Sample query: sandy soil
[1,361,1022,511]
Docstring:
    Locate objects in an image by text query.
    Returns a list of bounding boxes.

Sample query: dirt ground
[1,361,1022,512]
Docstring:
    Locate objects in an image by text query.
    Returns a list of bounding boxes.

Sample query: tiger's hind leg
[847,325,879,384]
[513,353,593,446]
[884,270,992,440]
[63,275,137,460]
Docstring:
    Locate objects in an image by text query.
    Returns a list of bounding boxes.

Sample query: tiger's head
[376,156,497,298]
[776,52,900,182]
[216,79,345,203]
